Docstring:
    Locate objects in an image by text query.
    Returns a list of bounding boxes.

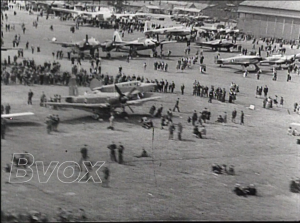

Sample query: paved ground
[1,9,300,221]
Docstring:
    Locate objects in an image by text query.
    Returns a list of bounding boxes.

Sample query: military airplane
[46,85,160,119]
[51,6,116,21]
[110,31,176,57]
[144,21,196,40]
[50,32,122,57]
[1,112,35,119]
[50,35,101,52]
[216,54,263,71]
[90,79,157,93]
[260,53,300,66]
[194,39,237,52]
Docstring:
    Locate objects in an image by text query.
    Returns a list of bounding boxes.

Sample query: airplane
[215,54,263,71]
[110,31,176,57]
[194,39,237,52]
[89,79,157,93]
[50,32,121,58]
[143,21,196,40]
[1,112,35,119]
[50,35,102,53]
[51,6,116,21]
[45,85,160,119]
[260,53,300,66]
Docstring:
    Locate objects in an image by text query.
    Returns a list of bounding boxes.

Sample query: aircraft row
[216,53,300,72]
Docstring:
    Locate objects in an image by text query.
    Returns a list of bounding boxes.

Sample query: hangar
[237,1,300,40]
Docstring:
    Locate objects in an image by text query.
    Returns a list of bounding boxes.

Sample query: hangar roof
[239,1,300,12]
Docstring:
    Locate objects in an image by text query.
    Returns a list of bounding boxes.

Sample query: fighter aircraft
[110,31,176,57]
[51,6,115,21]
[45,85,160,119]
[260,53,300,66]
[90,79,157,93]
[50,35,102,53]
[144,21,196,40]
[194,39,237,52]
[215,54,263,71]
[1,112,35,119]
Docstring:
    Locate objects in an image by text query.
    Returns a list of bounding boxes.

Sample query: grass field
[1,9,300,221]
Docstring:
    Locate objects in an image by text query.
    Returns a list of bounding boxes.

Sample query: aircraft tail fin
[113,30,122,43]
[68,77,78,96]
[90,78,103,91]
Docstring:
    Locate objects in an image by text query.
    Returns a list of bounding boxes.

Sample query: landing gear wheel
[120,111,129,119]
[92,114,100,120]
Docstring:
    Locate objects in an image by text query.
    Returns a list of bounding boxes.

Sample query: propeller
[114,85,136,104]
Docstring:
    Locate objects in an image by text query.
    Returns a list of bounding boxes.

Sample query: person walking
[231,109,237,123]
[117,142,124,164]
[102,166,110,187]
[173,98,180,112]
[108,142,117,162]
[177,122,183,140]
[107,113,114,130]
[28,89,34,105]
[240,111,244,125]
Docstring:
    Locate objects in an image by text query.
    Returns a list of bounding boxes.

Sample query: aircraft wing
[125,96,161,106]
[46,102,110,108]
[160,40,177,45]
[51,7,78,14]
[115,41,145,47]
[1,112,35,118]
[50,41,76,47]
[1,47,23,51]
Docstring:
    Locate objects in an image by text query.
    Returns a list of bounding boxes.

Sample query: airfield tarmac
[1,9,300,221]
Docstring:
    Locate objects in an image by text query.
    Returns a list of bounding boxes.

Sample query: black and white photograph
[1,0,300,221]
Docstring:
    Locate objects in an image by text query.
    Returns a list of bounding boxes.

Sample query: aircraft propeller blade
[127,87,137,98]
[114,84,125,97]
[127,105,134,113]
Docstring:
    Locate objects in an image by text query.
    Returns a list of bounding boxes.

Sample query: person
[107,113,114,130]
[149,105,156,117]
[45,116,52,134]
[142,118,153,129]
[177,122,183,140]
[240,111,244,125]
[263,97,267,108]
[155,105,163,118]
[181,84,185,95]
[40,92,46,107]
[192,110,197,126]
[263,85,268,97]
[287,127,293,135]
[135,149,150,158]
[231,109,237,123]
[107,142,117,162]
[168,121,175,140]
[223,112,227,123]
[193,125,202,138]
[1,118,7,139]
[143,62,147,71]
[28,89,34,105]
[78,146,92,180]
[1,104,4,114]
[5,103,11,114]
[280,97,284,107]
[102,166,110,187]
[173,98,180,112]
[208,90,213,103]
[117,142,124,164]
[256,70,261,80]
[216,115,224,123]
